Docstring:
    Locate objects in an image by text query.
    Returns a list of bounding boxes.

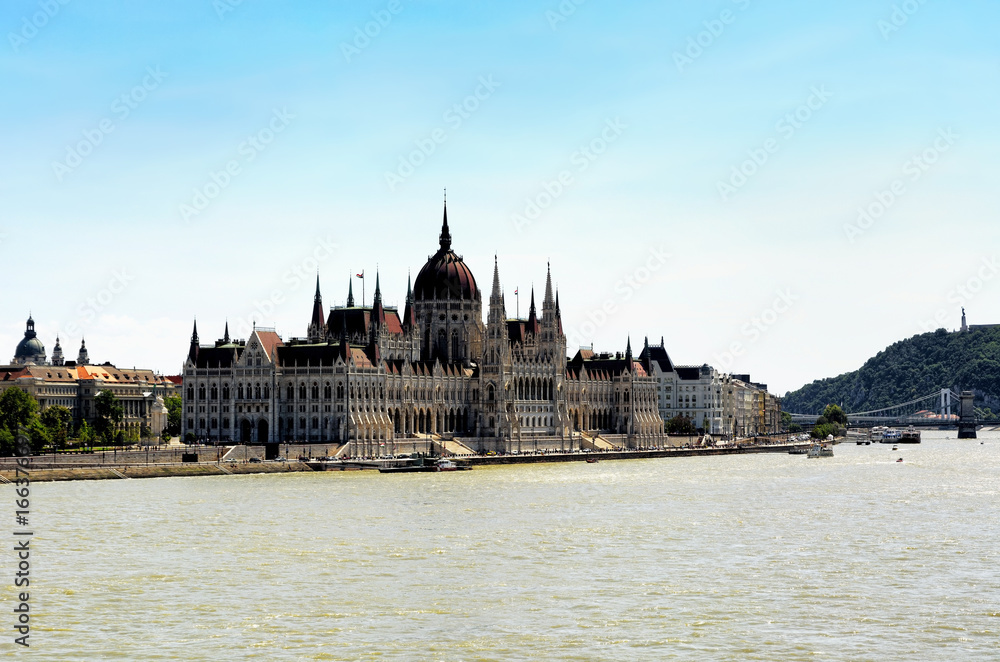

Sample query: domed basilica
[182,200,667,454]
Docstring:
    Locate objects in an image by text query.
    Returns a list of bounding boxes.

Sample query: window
[337,382,344,399]
[198,384,206,399]
[286,384,294,400]
[324,383,332,399]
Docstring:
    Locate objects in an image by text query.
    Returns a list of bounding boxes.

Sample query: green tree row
[0,387,160,456]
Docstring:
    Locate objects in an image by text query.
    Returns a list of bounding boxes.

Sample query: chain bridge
[786,389,979,439]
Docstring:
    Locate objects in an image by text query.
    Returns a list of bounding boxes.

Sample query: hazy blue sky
[2,0,998,397]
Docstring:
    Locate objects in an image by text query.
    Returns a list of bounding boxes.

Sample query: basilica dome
[413,204,479,301]
[13,316,46,364]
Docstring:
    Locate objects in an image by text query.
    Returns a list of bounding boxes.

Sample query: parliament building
[181,202,667,455]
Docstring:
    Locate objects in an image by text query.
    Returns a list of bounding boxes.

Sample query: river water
[12,430,1000,660]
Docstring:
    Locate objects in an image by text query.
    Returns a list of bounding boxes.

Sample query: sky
[1,0,998,397]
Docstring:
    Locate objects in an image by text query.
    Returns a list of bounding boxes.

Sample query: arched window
[286,384,294,400]
[437,329,447,358]
[451,330,459,359]
[255,384,261,399]
[488,384,495,402]
[222,384,230,400]
[312,383,319,399]
[210,385,218,400]
[263,385,270,399]
[324,383,332,399]
[198,384,206,399]
[337,382,344,399]
[299,384,307,399]
[238,384,244,399]
[187,386,194,400]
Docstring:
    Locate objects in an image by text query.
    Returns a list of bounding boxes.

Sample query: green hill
[782,327,1000,419]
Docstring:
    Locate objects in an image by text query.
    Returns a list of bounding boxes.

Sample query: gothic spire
[347,277,355,307]
[527,287,540,335]
[555,290,562,334]
[625,337,633,364]
[491,255,502,300]
[403,273,417,330]
[224,321,230,343]
[439,190,452,251]
[188,319,199,362]
[309,273,326,340]
[543,261,554,309]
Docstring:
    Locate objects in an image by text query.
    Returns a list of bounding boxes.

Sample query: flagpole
[516,289,519,319]
[362,272,365,308]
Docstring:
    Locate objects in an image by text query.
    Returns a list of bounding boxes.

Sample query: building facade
[181,203,665,453]
[2,316,176,438]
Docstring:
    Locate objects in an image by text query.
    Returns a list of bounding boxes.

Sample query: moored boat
[807,443,834,458]
[900,426,921,443]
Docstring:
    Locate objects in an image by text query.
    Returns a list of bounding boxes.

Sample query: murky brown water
[12,430,1000,660]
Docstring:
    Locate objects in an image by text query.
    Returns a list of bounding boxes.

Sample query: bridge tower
[957,390,977,439]
[939,388,952,419]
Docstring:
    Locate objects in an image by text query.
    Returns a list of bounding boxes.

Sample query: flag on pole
[514,287,518,295]
[356,271,364,279]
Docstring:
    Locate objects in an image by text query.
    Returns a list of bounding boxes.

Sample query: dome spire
[439,188,452,251]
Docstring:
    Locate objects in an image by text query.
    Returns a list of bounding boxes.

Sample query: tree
[41,405,73,450]
[781,411,793,429]
[0,428,14,456]
[78,421,95,449]
[26,419,50,453]
[0,387,38,435]
[93,390,124,445]
[822,404,848,426]
[666,415,697,435]
[164,395,182,436]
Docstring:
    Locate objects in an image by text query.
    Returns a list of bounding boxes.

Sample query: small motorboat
[896,458,903,463]
[807,443,834,458]
[585,457,599,463]
[892,445,898,451]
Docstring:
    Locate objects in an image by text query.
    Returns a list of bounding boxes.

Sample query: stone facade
[181,203,665,453]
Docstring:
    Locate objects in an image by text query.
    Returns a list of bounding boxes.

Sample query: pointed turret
[527,287,540,336]
[347,278,355,307]
[188,320,199,362]
[625,337,633,365]
[403,273,417,331]
[52,336,64,366]
[488,255,506,326]
[542,261,555,321]
[370,272,386,335]
[309,273,326,341]
[555,290,563,335]
[439,190,452,251]
[223,321,230,343]
[78,337,90,365]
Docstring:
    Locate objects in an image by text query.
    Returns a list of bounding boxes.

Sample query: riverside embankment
[0,438,819,482]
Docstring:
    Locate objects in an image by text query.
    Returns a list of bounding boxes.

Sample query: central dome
[413,203,479,301]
